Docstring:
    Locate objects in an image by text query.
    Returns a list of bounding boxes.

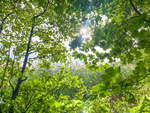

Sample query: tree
[72,0,150,112]
[1,0,150,112]
[0,0,90,112]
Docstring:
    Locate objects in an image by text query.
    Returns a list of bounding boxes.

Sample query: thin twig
[129,0,141,16]
[0,12,13,33]
[24,95,34,113]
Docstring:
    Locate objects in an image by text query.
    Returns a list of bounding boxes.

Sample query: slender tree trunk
[8,0,50,112]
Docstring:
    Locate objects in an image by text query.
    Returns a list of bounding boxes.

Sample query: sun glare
[80,27,91,40]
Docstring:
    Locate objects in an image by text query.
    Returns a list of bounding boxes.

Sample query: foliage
[72,0,150,112]
[0,68,84,113]
[0,0,150,112]
[0,0,87,112]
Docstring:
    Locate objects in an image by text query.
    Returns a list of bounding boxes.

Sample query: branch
[9,80,14,91]
[10,49,16,78]
[8,48,17,91]
[11,77,27,100]
[21,0,49,74]
[133,73,150,85]
[0,33,16,39]
[0,0,23,34]
[24,95,34,113]
[30,38,54,48]
[129,0,141,16]
[10,1,50,110]
[21,24,34,74]
[124,73,150,88]
[0,46,11,89]
[32,0,50,22]
[0,12,13,33]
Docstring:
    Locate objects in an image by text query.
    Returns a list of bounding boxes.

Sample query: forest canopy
[0,0,150,113]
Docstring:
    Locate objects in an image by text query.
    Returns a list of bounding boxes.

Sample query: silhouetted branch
[129,0,141,16]
[0,12,13,33]
[21,0,50,74]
